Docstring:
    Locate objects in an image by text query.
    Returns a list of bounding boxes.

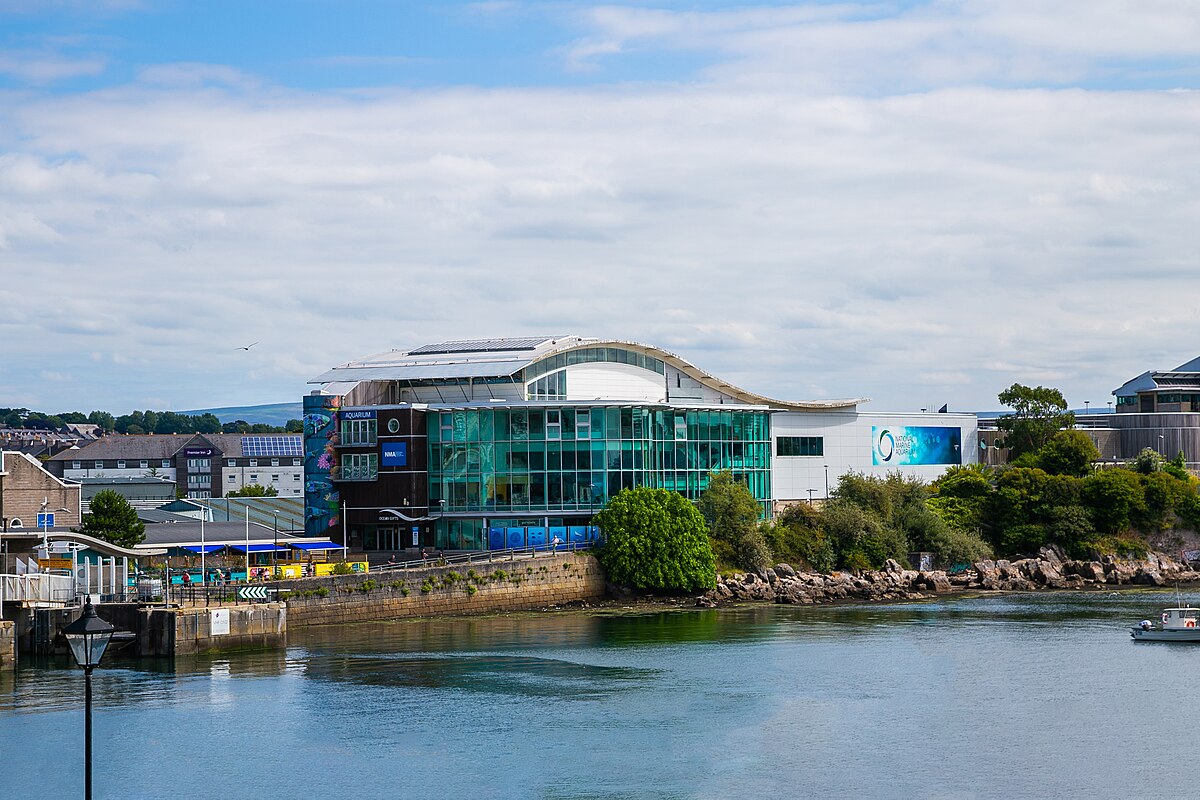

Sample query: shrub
[401,587,410,597]
[594,487,716,593]
[420,581,433,593]
[466,584,477,596]
[359,579,378,592]
[331,562,353,576]
[315,586,330,598]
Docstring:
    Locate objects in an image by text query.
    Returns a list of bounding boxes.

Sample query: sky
[3,1,1200,416]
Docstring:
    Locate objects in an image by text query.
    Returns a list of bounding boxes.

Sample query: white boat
[1131,607,1200,641]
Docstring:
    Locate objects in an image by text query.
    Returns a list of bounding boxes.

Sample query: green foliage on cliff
[697,470,770,573]
[595,487,716,592]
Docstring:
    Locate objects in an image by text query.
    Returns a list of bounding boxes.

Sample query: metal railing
[372,541,596,575]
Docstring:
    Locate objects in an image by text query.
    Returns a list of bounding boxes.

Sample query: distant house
[44,433,304,500]
[0,450,81,532]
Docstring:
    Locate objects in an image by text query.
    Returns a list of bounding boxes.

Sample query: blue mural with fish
[303,394,342,537]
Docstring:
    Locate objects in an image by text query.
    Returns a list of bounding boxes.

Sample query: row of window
[431,408,770,445]
[227,473,301,483]
[523,346,666,381]
[776,436,824,457]
[431,441,771,475]
[70,458,301,470]
[527,370,567,400]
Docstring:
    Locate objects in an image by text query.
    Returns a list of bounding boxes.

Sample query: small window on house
[249,459,258,467]
[72,461,81,470]
[117,460,126,469]
[162,459,170,468]
[292,458,301,466]
[140,460,148,469]
[249,474,258,483]
[271,474,280,482]
[95,461,103,469]
[228,475,236,483]
[227,459,236,467]
[271,458,279,467]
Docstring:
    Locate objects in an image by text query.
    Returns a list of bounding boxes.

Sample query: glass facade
[776,436,824,456]
[428,406,771,517]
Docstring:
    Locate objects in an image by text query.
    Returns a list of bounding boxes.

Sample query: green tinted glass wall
[428,406,770,514]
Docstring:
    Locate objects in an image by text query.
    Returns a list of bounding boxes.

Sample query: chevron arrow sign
[238,586,270,600]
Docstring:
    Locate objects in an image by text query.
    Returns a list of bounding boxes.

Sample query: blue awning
[289,541,346,551]
[180,545,226,554]
[227,543,289,553]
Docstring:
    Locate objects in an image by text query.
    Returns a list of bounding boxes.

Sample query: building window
[292,458,301,466]
[228,475,236,483]
[249,459,258,467]
[342,418,377,447]
[271,458,280,467]
[187,458,210,472]
[117,460,126,469]
[575,410,590,440]
[95,461,104,469]
[271,474,280,482]
[293,474,301,481]
[72,461,81,470]
[339,452,378,481]
[187,474,209,487]
[140,460,148,469]
[387,418,400,434]
[227,459,236,467]
[776,436,824,457]
[161,459,170,468]
[249,474,258,483]
[546,409,561,441]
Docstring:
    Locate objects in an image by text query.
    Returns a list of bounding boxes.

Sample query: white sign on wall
[210,609,230,636]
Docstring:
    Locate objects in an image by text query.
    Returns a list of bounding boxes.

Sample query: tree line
[1,407,302,435]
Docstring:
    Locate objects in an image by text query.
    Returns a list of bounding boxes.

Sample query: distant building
[77,476,177,512]
[0,450,81,533]
[44,433,304,499]
[305,335,977,552]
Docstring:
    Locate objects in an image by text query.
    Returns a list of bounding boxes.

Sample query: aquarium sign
[341,410,376,420]
[871,426,962,466]
[381,442,407,466]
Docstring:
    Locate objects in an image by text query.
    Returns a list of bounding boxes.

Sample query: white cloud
[3,2,1200,413]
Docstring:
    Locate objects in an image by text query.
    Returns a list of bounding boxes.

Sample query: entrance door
[378,527,396,551]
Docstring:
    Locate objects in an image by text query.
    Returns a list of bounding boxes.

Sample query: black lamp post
[63,598,114,800]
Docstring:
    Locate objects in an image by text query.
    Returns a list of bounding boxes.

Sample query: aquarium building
[304,336,976,551]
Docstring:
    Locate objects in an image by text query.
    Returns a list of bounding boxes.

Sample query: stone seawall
[0,621,13,668]
[277,552,606,628]
[698,547,1200,607]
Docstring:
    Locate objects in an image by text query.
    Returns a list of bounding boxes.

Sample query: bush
[594,487,716,592]
[763,517,836,573]
[331,562,353,576]
[1082,469,1145,534]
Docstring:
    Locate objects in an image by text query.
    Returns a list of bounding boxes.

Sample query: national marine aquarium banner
[871,426,962,466]
[304,394,341,537]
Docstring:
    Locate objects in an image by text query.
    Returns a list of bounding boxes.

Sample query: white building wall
[221,464,303,497]
[771,411,979,503]
[564,364,666,402]
[63,467,178,482]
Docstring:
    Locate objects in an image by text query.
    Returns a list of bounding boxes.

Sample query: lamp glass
[62,600,115,669]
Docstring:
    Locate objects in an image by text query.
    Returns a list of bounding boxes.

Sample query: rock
[765,568,778,585]
[884,558,904,574]
[774,563,796,578]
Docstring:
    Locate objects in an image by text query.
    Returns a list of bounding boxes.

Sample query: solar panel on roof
[408,337,552,356]
[241,436,303,457]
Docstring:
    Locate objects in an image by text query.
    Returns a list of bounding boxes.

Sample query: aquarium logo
[876,429,897,462]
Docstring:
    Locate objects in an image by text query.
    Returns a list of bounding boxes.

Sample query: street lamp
[806,488,816,505]
[1159,435,1166,457]
[823,465,829,499]
[63,597,114,800]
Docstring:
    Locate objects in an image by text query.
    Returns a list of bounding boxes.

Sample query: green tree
[1081,469,1144,534]
[1165,451,1191,482]
[87,410,116,431]
[764,504,836,573]
[594,487,716,592]
[226,484,279,497]
[1035,430,1099,477]
[996,383,1074,458]
[697,470,769,571]
[284,419,304,433]
[77,490,145,548]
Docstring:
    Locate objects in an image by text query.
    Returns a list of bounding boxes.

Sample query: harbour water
[2,590,1196,799]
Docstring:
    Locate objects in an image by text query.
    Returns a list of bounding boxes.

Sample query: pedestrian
[181,571,191,587]
[551,535,562,552]
[387,554,397,565]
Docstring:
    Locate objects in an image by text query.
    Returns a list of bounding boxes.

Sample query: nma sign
[382,442,407,466]
[871,426,962,466]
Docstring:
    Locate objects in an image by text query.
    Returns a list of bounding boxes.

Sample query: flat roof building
[306,336,976,552]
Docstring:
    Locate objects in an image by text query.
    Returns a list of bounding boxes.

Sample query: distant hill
[177,402,303,427]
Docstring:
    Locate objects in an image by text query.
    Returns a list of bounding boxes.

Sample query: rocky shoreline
[696,547,1200,607]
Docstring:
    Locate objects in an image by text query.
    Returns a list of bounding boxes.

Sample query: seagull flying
[235,342,259,351]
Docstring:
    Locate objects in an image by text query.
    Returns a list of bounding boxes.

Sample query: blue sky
[3,1,1200,415]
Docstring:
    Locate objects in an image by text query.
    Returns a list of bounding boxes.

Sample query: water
[2,590,1196,799]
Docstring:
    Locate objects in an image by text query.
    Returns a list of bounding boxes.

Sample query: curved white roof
[311,335,863,411]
